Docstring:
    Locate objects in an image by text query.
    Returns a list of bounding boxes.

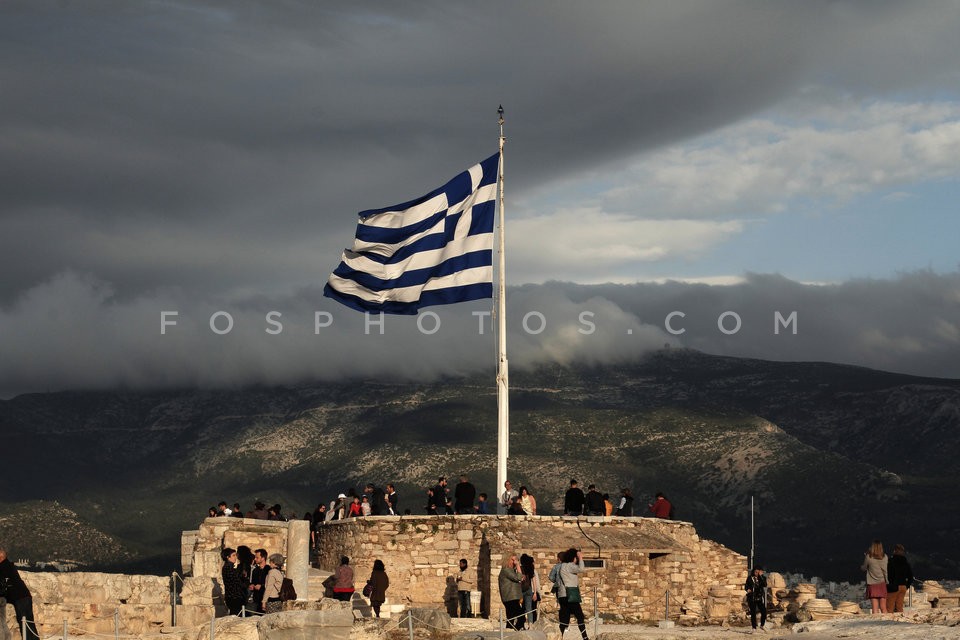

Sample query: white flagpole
[496,105,509,514]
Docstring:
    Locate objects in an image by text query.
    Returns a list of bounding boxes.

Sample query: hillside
[0,501,133,568]
[1,349,958,580]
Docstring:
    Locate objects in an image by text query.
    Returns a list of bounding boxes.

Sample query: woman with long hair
[519,486,537,515]
[220,547,247,616]
[367,559,389,618]
[861,540,888,614]
[519,553,540,624]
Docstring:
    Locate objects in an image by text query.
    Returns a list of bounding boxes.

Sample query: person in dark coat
[564,479,585,515]
[744,565,768,631]
[886,543,914,613]
[454,475,477,514]
[221,547,248,615]
[367,559,390,618]
[615,488,634,516]
[0,547,39,640]
[250,548,269,612]
[584,485,605,516]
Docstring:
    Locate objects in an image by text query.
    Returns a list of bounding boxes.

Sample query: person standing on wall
[564,480,585,516]
[454,475,477,514]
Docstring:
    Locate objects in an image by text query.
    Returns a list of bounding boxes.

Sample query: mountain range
[2,348,958,582]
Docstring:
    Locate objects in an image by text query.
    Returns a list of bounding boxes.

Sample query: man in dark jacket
[564,479,586,515]
[429,477,448,515]
[364,484,386,516]
[744,565,768,631]
[0,547,40,640]
[453,475,477,514]
[250,548,270,612]
[584,484,605,516]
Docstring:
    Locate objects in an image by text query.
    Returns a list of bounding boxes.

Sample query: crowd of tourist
[207,478,674,526]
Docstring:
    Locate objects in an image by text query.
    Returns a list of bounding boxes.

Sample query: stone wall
[2,572,180,639]
[314,515,747,623]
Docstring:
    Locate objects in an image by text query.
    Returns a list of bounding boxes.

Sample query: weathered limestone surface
[314,515,747,623]
[2,572,173,638]
[256,609,354,640]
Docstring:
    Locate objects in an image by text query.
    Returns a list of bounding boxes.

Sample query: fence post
[499,608,504,640]
[210,612,216,640]
[115,608,120,640]
[407,609,414,640]
[63,619,68,640]
[171,572,177,627]
[593,585,599,638]
[664,590,670,621]
[21,616,27,640]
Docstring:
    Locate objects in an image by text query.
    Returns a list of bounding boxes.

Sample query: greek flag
[324,153,500,314]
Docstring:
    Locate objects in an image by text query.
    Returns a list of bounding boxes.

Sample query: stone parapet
[2,572,173,639]
[313,515,746,622]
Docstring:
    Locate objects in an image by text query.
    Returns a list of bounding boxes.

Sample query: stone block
[21,573,62,604]
[175,605,216,629]
[396,608,451,631]
[181,577,220,606]
[118,603,170,635]
[257,609,353,640]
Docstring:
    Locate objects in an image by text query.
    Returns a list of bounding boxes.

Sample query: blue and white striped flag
[324,153,500,315]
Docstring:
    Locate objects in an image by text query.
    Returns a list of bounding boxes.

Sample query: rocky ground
[354,609,960,640]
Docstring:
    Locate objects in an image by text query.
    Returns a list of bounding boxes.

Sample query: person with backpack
[263,553,286,613]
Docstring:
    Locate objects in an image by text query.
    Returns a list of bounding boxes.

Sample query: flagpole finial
[498,105,504,125]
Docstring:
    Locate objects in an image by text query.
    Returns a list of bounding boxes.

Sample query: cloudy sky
[2,1,959,397]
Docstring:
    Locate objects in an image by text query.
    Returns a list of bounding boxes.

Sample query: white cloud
[507,208,746,284]
[599,99,960,219]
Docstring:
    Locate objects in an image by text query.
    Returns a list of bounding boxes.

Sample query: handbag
[565,586,581,604]
[363,580,374,597]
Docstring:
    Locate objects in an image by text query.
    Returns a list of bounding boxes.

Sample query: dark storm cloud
[2,2,960,395]
[3,2,959,300]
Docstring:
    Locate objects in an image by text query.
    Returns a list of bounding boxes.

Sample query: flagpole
[496,105,509,514]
